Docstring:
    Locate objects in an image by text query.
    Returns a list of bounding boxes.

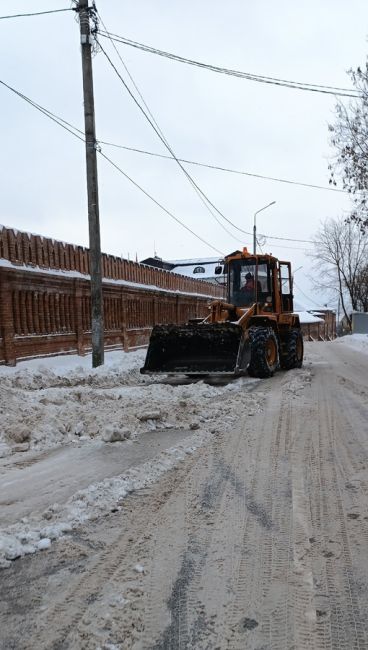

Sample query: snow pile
[0,350,148,452]
[0,349,261,452]
[334,333,368,355]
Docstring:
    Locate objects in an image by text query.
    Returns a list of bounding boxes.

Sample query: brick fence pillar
[74,279,85,356]
[0,269,16,365]
[121,294,129,352]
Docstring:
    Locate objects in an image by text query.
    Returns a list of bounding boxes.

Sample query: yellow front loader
[141,248,303,378]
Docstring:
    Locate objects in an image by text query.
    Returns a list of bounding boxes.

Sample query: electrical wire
[264,243,312,251]
[96,12,244,245]
[0,77,224,256]
[98,31,360,99]
[96,12,168,148]
[99,142,345,195]
[256,237,264,254]
[0,79,85,142]
[1,78,315,248]
[293,280,324,307]
[95,33,245,245]
[0,67,346,215]
[97,37,290,244]
[94,38,350,247]
[0,8,73,20]
[98,151,224,255]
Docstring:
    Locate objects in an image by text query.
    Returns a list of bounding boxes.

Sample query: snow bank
[0,349,260,452]
[334,333,368,355]
[0,348,265,566]
[0,350,148,451]
[0,348,144,381]
[0,429,211,567]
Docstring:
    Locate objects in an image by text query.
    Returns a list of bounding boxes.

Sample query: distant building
[340,311,368,334]
[139,256,174,271]
[141,256,226,285]
[294,304,336,340]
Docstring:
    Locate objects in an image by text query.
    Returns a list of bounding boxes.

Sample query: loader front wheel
[280,329,304,370]
[248,327,279,378]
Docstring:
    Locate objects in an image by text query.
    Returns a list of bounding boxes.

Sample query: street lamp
[253,201,276,254]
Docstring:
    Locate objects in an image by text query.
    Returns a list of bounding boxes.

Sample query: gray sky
[1,0,367,308]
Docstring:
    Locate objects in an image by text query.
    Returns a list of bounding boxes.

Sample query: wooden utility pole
[78,0,104,367]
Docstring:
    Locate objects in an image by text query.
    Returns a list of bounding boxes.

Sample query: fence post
[0,269,16,365]
[121,293,129,351]
[74,279,85,355]
[153,296,158,325]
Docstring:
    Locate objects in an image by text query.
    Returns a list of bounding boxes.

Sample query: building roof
[168,257,221,266]
[295,311,324,324]
[172,261,224,280]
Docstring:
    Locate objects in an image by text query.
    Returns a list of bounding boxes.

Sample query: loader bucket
[141,322,251,376]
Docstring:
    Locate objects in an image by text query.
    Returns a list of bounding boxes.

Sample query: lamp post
[253,201,276,254]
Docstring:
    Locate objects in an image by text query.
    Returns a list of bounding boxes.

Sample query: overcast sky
[1,0,367,308]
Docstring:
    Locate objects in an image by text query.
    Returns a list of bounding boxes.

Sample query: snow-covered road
[0,431,195,527]
[1,339,367,649]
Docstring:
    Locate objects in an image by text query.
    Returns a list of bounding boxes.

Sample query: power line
[99,141,346,196]
[95,11,243,245]
[98,151,224,255]
[265,243,312,251]
[1,81,314,252]
[95,34,245,244]
[97,37,313,246]
[0,8,73,20]
[94,22,245,245]
[262,233,312,244]
[0,75,347,203]
[95,14,234,250]
[96,39,313,249]
[0,79,85,142]
[293,280,324,307]
[1,79,314,247]
[96,12,168,149]
[0,77,224,257]
[98,31,360,99]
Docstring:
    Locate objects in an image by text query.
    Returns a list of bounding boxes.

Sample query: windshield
[229,259,271,307]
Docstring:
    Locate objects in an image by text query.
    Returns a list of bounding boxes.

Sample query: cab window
[229,260,272,307]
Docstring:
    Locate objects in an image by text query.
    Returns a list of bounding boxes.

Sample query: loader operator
[242,272,262,296]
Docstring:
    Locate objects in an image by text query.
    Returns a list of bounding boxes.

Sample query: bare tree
[328,64,368,230]
[356,265,368,311]
[311,217,368,329]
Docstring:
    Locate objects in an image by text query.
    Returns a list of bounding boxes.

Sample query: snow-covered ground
[0,349,267,567]
[0,350,261,453]
[334,333,368,355]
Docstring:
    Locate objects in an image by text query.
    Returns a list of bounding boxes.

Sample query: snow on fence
[0,226,224,365]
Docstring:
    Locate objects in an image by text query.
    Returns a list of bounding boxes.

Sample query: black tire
[248,327,279,378]
[280,329,304,370]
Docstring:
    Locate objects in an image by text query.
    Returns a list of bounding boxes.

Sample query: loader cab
[228,256,275,310]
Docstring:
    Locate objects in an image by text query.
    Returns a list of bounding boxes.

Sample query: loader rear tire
[280,329,304,370]
[248,327,279,378]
